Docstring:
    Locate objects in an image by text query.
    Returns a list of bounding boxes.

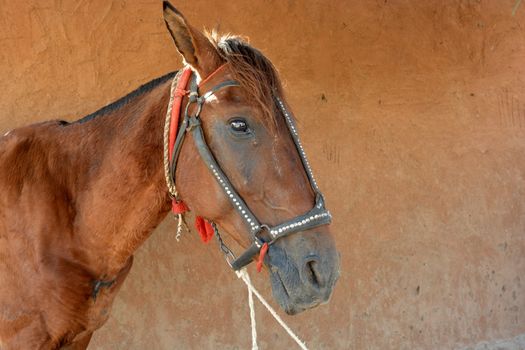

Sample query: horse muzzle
[265,231,340,315]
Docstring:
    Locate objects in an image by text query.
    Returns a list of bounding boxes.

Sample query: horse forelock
[207,32,284,129]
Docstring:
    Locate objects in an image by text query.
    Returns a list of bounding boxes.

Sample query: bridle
[164,64,332,271]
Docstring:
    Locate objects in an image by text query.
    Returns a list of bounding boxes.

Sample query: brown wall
[1,1,525,349]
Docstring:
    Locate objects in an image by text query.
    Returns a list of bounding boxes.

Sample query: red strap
[174,87,188,97]
[168,68,192,216]
[198,63,229,87]
[256,243,269,272]
[195,216,215,243]
[168,67,193,160]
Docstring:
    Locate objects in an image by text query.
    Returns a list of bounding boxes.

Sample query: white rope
[243,272,258,350]
[236,269,309,350]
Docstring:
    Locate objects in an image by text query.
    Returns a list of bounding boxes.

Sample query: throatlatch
[164,64,332,271]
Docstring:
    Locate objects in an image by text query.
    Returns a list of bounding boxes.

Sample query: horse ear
[162,1,223,79]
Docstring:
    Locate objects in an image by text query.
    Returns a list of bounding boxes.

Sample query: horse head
[163,1,340,315]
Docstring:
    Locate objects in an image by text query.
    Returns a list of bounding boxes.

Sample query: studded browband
[168,66,332,270]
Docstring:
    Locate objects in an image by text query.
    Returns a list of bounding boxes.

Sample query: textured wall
[1,1,525,349]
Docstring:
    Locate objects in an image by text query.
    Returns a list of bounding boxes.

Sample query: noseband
[164,65,332,270]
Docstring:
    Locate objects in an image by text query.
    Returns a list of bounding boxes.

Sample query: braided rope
[163,70,188,240]
[163,70,182,198]
[174,214,188,242]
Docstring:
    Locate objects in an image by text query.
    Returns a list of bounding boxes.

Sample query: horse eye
[230,119,249,133]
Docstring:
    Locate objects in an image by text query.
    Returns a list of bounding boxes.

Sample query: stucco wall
[1,1,524,349]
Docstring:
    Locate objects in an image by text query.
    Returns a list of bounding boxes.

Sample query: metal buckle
[184,91,204,119]
[188,91,199,103]
[186,116,201,132]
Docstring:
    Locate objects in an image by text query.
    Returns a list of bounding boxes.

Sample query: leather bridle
[166,65,332,270]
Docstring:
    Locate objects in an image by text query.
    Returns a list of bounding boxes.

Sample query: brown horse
[0,2,339,349]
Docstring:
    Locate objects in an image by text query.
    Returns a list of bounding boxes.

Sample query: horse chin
[269,271,306,315]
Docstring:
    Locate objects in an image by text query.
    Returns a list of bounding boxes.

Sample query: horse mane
[208,32,284,128]
[72,71,176,124]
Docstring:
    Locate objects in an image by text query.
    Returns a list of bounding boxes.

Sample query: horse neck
[70,79,172,276]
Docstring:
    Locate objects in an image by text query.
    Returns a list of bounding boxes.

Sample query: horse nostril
[304,257,322,289]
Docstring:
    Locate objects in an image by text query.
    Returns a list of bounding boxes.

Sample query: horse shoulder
[0,126,51,346]
[0,122,97,347]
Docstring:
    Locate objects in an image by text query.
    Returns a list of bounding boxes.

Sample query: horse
[0,2,340,349]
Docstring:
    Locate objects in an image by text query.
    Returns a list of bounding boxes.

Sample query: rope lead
[236,268,309,350]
